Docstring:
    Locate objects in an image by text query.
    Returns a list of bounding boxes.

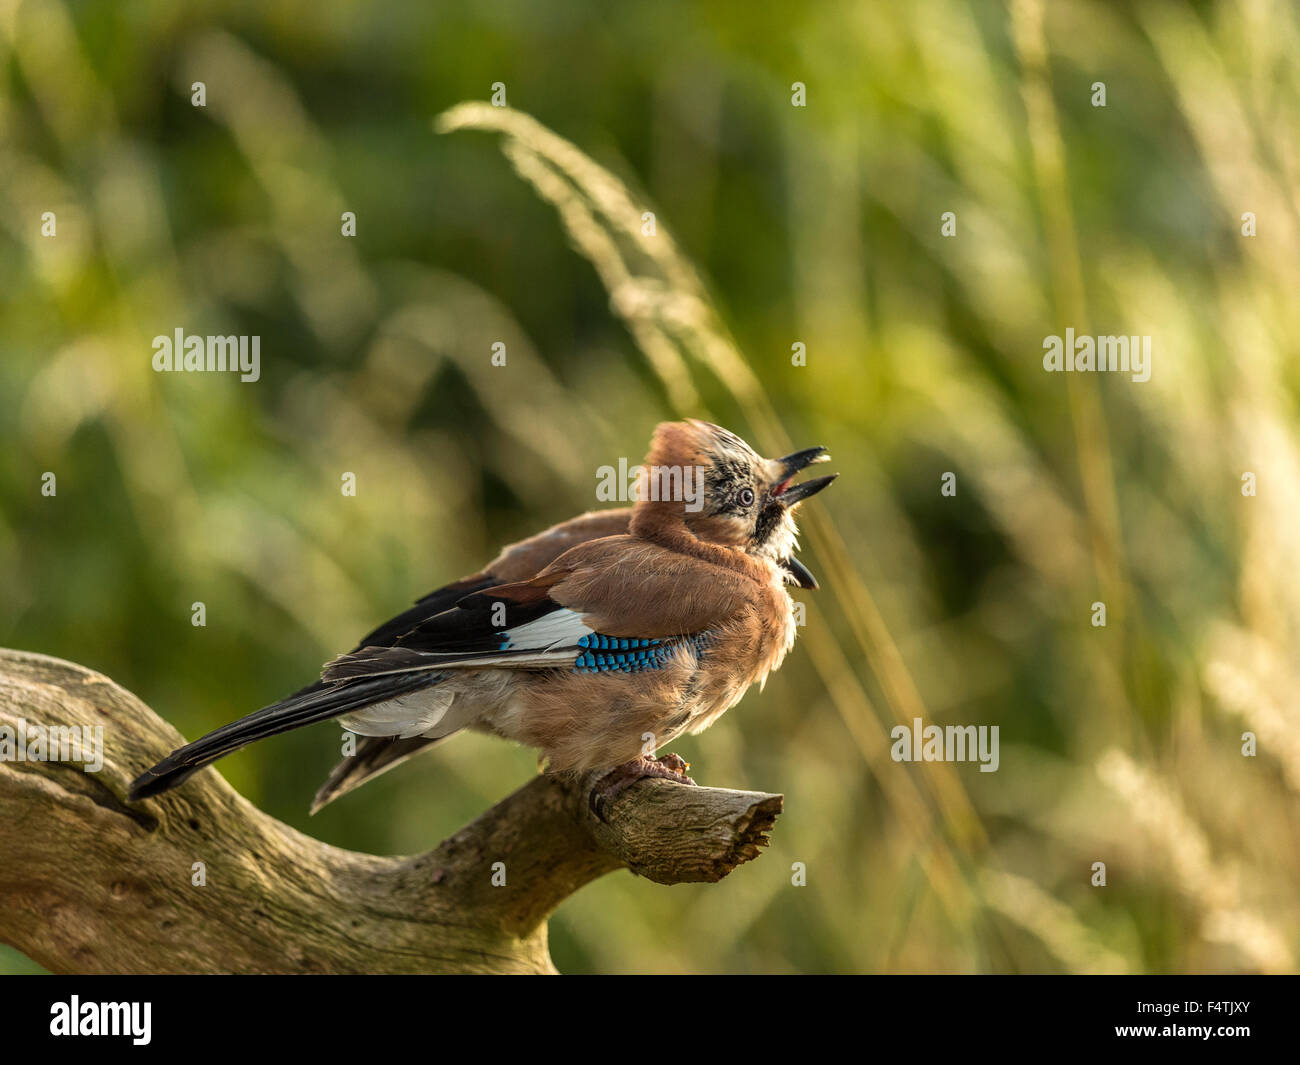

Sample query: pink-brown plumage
[127,420,835,806]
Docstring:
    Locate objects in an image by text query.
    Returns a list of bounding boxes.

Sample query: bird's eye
[738,487,755,507]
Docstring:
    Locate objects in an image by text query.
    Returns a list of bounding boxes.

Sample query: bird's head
[630,420,836,582]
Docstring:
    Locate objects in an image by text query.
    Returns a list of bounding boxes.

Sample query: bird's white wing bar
[498,609,595,652]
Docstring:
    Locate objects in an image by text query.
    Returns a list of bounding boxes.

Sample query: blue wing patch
[572,633,711,674]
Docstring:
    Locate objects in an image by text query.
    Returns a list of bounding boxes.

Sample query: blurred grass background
[2,0,1299,974]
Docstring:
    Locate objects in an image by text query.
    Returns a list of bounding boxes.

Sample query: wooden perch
[0,649,782,974]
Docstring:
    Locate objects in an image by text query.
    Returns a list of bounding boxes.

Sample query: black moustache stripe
[753,502,785,545]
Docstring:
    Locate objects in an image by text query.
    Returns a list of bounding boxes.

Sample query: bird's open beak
[780,555,820,590]
[771,446,837,506]
[771,446,835,589]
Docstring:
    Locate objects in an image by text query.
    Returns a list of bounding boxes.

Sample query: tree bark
[0,649,781,973]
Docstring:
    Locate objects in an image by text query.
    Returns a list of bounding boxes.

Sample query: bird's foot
[589,753,697,821]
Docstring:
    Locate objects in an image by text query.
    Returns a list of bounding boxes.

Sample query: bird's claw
[589,753,697,822]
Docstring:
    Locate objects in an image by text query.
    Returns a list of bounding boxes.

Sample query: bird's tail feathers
[308,733,447,815]
[127,670,442,802]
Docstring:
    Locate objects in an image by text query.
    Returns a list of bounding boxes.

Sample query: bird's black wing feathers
[321,584,574,681]
[351,574,496,650]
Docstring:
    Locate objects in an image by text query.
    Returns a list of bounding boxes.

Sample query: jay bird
[127,420,835,810]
